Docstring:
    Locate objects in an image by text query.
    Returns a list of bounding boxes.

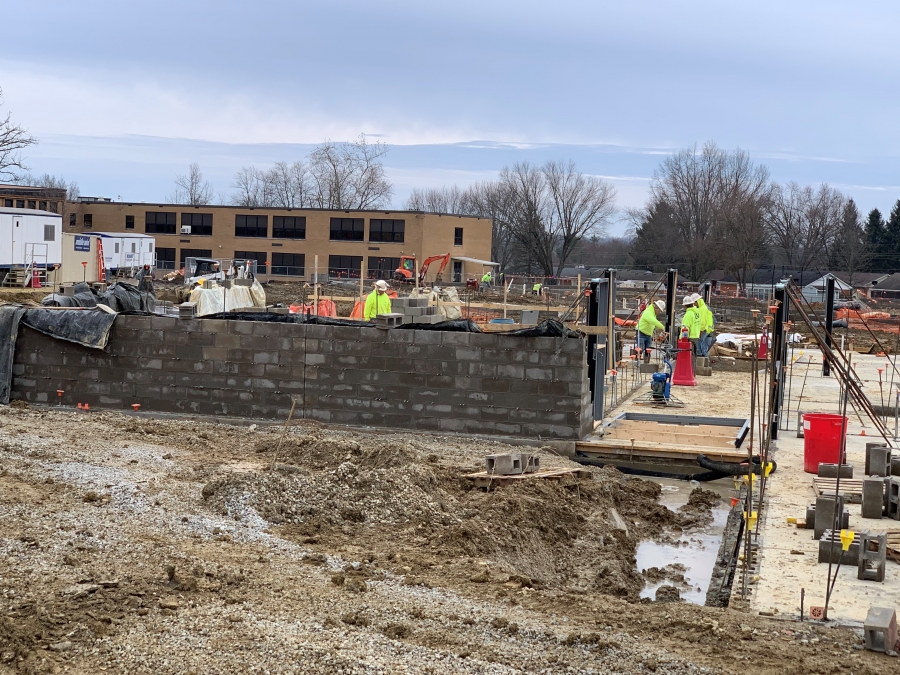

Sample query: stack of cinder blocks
[390,296,442,324]
[862,443,900,521]
[485,452,540,475]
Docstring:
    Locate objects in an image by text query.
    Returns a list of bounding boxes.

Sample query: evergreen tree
[884,200,900,273]
[865,208,886,271]
[829,199,870,283]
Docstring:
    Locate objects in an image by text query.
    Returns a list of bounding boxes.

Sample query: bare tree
[543,160,616,276]
[0,88,38,182]
[498,162,555,275]
[766,182,844,272]
[170,163,214,205]
[15,172,79,200]
[828,198,870,285]
[308,135,392,209]
[405,185,465,213]
[265,161,312,208]
[230,166,267,207]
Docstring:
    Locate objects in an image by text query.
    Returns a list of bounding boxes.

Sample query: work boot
[643,350,651,364]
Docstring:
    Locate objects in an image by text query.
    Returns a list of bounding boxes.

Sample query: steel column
[770,282,788,440]
[664,268,678,347]
[823,274,835,377]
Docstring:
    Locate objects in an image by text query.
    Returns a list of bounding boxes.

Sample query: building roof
[869,272,900,292]
[830,271,890,287]
[719,268,823,287]
[805,274,853,291]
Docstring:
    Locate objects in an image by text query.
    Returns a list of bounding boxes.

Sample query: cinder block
[521,454,541,473]
[888,478,900,520]
[865,444,892,477]
[696,366,713,376]
[864,607,898,654]
[858,531,887,582]
[486,453,523,475]
[893,456,900,476]
[805,504,816,529]
[638,363,660,373]
[817,463,853,479]
[818,529,861,565]
[862,477,886,519]
[695,357,709,368]
[814,495,844,540]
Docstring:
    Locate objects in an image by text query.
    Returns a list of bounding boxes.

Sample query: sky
[2,0,899,235]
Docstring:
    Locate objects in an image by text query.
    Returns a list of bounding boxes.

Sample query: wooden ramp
[813,477,865,503]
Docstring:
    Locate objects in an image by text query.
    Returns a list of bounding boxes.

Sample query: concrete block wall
[10,316,593,439]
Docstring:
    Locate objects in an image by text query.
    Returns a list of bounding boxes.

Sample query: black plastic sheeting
[196,312,378,327]
[697,454,777,477]
[394,319,483,332]
[42,282,156,313]
[0,306,117,405]
[502,319,580,338]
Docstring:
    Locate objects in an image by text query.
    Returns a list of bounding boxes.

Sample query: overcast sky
[3,1,899,234]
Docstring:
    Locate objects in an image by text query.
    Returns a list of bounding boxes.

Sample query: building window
[454,227,463,246]
[272,215,306,239]
[39,201,47,211]
[156,247,176,270]
[84,214,93,228]
[271,253,305,276]
[15,200,24,208]
[329,217,364,241]
[234,251,267,266]
[27,200,36,209]
[44,225,56,242]
[369,219,404,243]
[179,248,213,266]
[125,215,135,230]
[182,212,213,236]
[368,257,401,280]
[145,211,177,234]
[328,255,364,279]
[235,214,268,237]
[49,202,58,213]
[3,199,11,207]
[69,213,76,227]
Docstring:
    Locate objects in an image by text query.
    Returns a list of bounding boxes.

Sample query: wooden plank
[600,430,736,448]
[465,466,592,489]
[576,439,747,463]
[616,411,749,427]
[606,420,739,439]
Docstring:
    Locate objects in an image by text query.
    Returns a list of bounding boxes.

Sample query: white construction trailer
[92,232,156,275]
[0,207,62,287]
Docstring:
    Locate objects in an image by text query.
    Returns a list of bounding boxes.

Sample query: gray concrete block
[486,453,525,476]
[892,456,900,476]
[888,478,900,520]
[805,504,816,528]
[862,477,885,519]
[858,531,887,582]
[817,529,861,565]
[817,463,853,479]
[639,363,660,373]
[864,607,898,653]
[696,366,713,376]
[866,444,892,477]
[814,495,845,540]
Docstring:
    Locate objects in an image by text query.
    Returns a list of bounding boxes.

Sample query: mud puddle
[637,477,733,604]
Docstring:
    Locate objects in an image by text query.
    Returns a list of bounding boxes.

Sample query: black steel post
[770,282,788,440]
[587,278,600,401]
[823,275,835,376]
[702,281,712,303]
[665,268,678,347]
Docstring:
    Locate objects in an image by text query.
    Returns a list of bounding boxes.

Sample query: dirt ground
[1,406,895,674]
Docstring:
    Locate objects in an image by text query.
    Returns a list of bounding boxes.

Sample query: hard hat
[654,300,666,312]
[374,280,389,291]
[682,295,694,306]
[690,293,702,303]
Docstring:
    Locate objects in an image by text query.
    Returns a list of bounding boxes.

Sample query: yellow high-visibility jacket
[638,305,665,336]
[696,298,714,333]
[364,291,392,320]
[681,307,701,339]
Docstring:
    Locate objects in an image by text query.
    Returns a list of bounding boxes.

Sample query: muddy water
[636,477,734,604]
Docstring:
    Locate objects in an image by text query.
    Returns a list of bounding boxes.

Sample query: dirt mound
[677,487,722,528]
[254,432,417,471]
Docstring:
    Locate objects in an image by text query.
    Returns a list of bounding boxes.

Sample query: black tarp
[0,305,117,405]
[502,319,580,338]
[42,282,155,312]
[394,319,483,332]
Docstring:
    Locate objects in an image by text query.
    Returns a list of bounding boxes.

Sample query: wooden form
[606,412,750,448]
[575,438,748,464]
[600,420,738,448]
[465,466,593,489]
[887,532,900,564]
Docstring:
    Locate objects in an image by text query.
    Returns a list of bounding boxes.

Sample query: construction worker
[481,270,493,290]
[364,279,392,321]
[135,264,154,294]
[696,293,715,357]
[637,300,667,363]
[532,281,543,296]
[680,295,702,357]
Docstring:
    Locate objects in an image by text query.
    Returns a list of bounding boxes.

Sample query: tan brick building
[63,200,492,282]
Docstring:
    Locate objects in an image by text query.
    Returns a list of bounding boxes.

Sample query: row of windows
[153,248,401,280]
[3,198,59,213]
[71,212,466,246]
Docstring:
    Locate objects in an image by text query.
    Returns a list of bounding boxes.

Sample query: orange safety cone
[672,338,697,386]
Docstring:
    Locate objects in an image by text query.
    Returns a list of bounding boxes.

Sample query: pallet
[465,466,593,489]
[813,478,864,503]
[888,532,900,564]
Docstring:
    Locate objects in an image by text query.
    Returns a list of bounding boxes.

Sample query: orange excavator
[393,253,451,284]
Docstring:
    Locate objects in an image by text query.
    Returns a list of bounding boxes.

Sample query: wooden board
[575,439,748,463]
[813,477,864,503]
[465,466,593,489]
[600,431,736,448]
[887,532,900,564]
[605,420,741,438]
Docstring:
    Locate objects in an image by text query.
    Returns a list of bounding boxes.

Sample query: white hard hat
[374,280,389,291]
[690,293,702,303]
[682,295,694,306]
[654,300,666,312]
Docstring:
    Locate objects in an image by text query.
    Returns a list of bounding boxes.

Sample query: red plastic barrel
[802,413,848,473]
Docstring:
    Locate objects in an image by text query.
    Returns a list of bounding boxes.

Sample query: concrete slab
[751,350,900,625]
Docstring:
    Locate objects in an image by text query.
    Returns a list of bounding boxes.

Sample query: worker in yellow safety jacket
[364,279,392,321]
[481,271,492,289]
[637,300,667,363]
[680,295,702,358]
[696,295,715,357]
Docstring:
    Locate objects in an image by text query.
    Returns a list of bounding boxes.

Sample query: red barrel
[802,413,848,473]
